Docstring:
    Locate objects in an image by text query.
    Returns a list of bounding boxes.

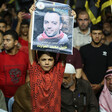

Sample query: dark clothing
[80,44,112,84]
[13,82,32,112]
[61,79,98,112]
[66,47,82,69]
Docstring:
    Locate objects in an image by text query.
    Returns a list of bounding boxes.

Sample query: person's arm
[25,70,30,82]
[28,4,36,65]
[0,3,7,12]
[86,82,99,112]
[81,70,89,81]
[76,68,82,79]
[16,11,25,35]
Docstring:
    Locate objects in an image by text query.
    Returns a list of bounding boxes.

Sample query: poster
[31,0,74,54]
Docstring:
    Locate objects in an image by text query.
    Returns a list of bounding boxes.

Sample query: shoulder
[77,79,91,89]
[80,44,91,51]
[18,50,28,56]
[14,82,30,97]
[74,27,79,32]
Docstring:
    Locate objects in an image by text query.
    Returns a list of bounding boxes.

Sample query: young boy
[28,4,65,112]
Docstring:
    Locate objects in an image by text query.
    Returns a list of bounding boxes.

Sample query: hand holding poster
[31,0,74,54]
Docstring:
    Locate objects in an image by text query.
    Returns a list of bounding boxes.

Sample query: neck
[91,42,102,47]
[69,79,76,92]
[6,46,19,55]
[21,35,28,41]
[80,29,89,35]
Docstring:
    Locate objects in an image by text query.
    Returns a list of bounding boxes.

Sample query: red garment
[18,37,28,47]
[66,47,82,69]
[18,37,28,54]
[29,61,65,112]
[38,31,64,41]
[0,51,28,98]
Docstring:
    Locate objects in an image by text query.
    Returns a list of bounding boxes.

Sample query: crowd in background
[0,0,112,112]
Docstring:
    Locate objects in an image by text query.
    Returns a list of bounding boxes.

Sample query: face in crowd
[106,75,112,92]
[62,73,75,88]
[103,22,112,36]
[77,12,90,31]
[0,22,7,32]
[20,24,29,36]
[43,12,62,37]
[0,31,3,45]
[38,54,55,72]
[91,30,103,45]
[3,34,18,52]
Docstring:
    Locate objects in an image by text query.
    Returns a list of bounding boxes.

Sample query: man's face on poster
[43,12,62,37]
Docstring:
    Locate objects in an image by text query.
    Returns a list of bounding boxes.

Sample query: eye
[52,21,57,25]
[41,59,46,61]
[44,20,49,24]
[48,59,54,61]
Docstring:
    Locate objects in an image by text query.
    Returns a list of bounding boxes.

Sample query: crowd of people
[0,0,112,112]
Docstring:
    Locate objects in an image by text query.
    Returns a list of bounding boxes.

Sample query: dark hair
[77,8,89,19]
[0,19,7,26]
[21,19,29,27]
[44,11,63,23]
[90,24,103,33]
[3,30,18,40]
[38,51,56,60]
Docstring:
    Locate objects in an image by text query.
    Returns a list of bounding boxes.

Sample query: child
[28,4,65,112]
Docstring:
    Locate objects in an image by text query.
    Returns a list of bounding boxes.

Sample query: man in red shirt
[0,30,29,106]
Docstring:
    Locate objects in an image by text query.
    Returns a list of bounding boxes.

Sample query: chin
[43,68,51,72]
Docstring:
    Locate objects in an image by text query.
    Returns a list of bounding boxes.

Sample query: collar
[76,27,90,35]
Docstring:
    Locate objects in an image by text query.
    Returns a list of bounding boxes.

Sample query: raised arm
[16,11,25,35]
[29,4,36,65]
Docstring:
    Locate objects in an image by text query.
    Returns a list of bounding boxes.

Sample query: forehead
[106,75,112,79]
[64,73,71,77]
[0,23,6,26]
[40,54,54,59]
[44,12,60,21]
[103,23,111,28]
[92,30,102,33]
[3,34,13,39]
[78,13,89,18]
[21,24,29,27]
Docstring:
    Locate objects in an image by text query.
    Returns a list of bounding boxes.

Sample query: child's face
[38,54,55,72]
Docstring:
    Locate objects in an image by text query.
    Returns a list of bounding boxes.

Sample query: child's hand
[29,4,36,15]
[71,10,76,19]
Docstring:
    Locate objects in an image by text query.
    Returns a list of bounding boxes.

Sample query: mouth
[4,45,8,49]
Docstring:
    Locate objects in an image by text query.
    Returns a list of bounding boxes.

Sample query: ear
[14,40,18,46]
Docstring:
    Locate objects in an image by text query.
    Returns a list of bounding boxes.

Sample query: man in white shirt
[73,9,91,50]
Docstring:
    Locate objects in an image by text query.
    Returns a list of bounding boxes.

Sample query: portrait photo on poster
[31,0,74,54]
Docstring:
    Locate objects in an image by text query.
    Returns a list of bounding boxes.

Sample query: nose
[96,33,99,37]
[47,23,52,29]
[45,60,49,65]
[3,40,6,45]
